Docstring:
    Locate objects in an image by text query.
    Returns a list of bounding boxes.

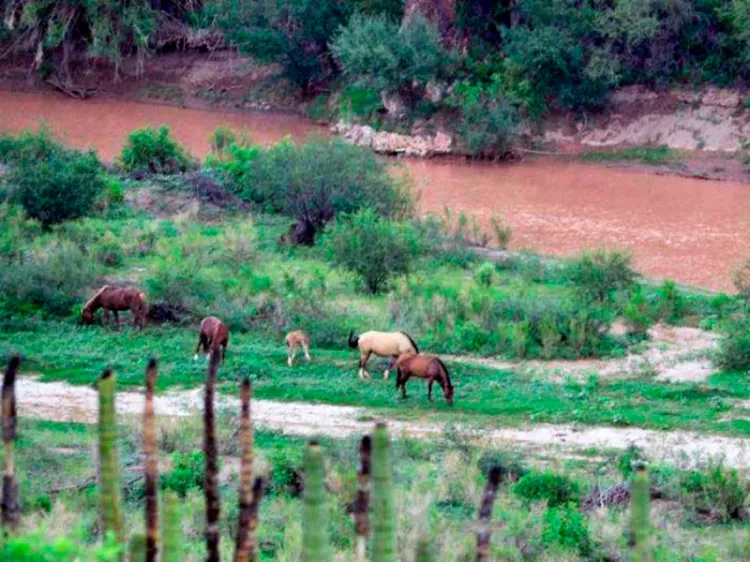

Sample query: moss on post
[354,435,372,562]
[144,358,159,562]
[234,377,258,562]
[372,423,396,562]
[303,441,330,562]
[1,355,20,531]
[476,466,503,562]
[98,368,123,543]
[161,492,183,562]
[630,463,650,562]
[204,349,221,562]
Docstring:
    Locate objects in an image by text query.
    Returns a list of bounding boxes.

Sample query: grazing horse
[395,352,454,405]
[82,285,148,330]
[348,330,419,381]
[194,316,230,362]
[285,330,312,367]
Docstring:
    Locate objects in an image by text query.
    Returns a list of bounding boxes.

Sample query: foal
[395,352,454,405]
[285,330,312,367]
[194,316,230,362]
[82,285,148,330]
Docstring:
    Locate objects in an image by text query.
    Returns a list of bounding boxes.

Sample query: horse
[348,330,419,381]
[81,285,148,330]
[194,316,230,362]
[395,352,454,405]
[285,330,312,367]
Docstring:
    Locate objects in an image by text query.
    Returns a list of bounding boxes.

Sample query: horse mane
[399,331,419,354]
[348,331,359,349]
[83,285,111,311]
[433,357,452,389]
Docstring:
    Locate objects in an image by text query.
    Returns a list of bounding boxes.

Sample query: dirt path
[18,377,750,470]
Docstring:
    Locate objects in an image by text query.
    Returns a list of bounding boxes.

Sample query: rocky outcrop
[332,121,453,157]
[545,85,750,153]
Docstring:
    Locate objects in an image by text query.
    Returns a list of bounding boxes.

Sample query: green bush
[452,76,519,158]
[0,531,121,561]
[161,450,212,497]
[332,13,453,99]
[118,125,194,174]
[217,138,413,240]
[714,316,750,373]
[657,280,685,324]
[145,253,215,313]
[0,242,96,317]
[473,262,496,288]
[512,470,581,507]
[541,503,591,555]
[566,249,637,303]
[624,287,656,337]
[323,209,424,293]
[680,463,749,522]
[0,129,105,226]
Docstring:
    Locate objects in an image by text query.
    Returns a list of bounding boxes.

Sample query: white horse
[348,330,419,381]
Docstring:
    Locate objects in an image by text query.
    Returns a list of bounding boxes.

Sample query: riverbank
[1,51,749,183]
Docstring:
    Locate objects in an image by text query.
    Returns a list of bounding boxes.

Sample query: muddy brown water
[2,89,749,292]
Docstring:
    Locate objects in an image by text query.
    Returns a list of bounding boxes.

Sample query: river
[1,89,748,292]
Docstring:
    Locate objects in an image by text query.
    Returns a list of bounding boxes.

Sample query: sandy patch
[16,378,750,469]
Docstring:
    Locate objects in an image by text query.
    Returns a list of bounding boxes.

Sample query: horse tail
[400,331,419,354]
[348,331,359,349]
[434,357,452,389]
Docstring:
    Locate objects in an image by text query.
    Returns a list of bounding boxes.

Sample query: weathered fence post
[144,358,159,562]
[1,355,20,531]
[204,349,221,562]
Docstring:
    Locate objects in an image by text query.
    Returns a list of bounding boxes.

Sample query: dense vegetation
[5,1,750,156]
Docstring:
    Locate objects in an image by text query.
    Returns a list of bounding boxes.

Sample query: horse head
[80,307,95,325]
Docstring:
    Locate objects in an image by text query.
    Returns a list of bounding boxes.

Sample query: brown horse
[82,285,148,329]
[194,316,230,362]
[395,352,454,405]
[285,330,311,367]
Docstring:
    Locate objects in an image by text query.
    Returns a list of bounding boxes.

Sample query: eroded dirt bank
[17,378,750,470]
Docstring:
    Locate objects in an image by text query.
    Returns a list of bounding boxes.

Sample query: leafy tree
[566,249,637,303]
[118,125,195,175]
[323,209,423,293]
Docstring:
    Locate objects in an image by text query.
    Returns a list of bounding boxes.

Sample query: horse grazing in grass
[82,285,148,330]
[194,316,230,362]
[285,330,312,367]
[396,352,454,405]
[348,330,419,381]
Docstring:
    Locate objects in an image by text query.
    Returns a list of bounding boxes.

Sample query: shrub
[733,260,750,300]
[452,76,519,158]
[473,262,496,287]
[161,450,209,497]
[624,287,656,337]
[145,253,214,313]
[680,463,749,522]
[490,214,512,249]
[657,280,685,324]
[0,242,95,316]
[93,232,125,267]
[566,249,637,303]
[0,129,105,226]
[541,503,591,555]
[332,13,453,100]
[512,470,581,507]
[218,138,413,240]
[323,209,424,293]
[118,125,195,174]
[714,315,750,373]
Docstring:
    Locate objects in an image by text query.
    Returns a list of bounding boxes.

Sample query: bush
[0,129,105,226]
[118,125,195,174]
[218,138,413,240]
[452,76,519,158]
[623,287,656,337]
[0,242,96,317]
[473,262,496,287]
[323,209,424,293]
[714,315,750,373]
[657,280,685,324]
[566,249,637,303]
[541,503,591,555]
[734,260,750,300]
[680,463,749,522]
[513,470,581,507]
[161,450,211,497]
[490,214,512,249]
[332,13,453,100]
[145,253,215,313]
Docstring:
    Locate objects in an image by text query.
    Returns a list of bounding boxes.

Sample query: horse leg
[302,341,311,362]
[288,343,297,367]
[194,334,204,361]
[400,373,410,399]
[221,341,227,363]
[358,351,371,380]
[384,356,396,380]
[113,310,120,331]
[102,309,110,327]
[428,378,435,401]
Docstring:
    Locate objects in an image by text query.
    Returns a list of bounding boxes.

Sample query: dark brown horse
[395,352,454,405]
[82,285,148,329]
[194,316,230,362]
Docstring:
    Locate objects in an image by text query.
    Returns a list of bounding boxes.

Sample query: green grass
[579,145,682,165]
[2,321,747,436]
